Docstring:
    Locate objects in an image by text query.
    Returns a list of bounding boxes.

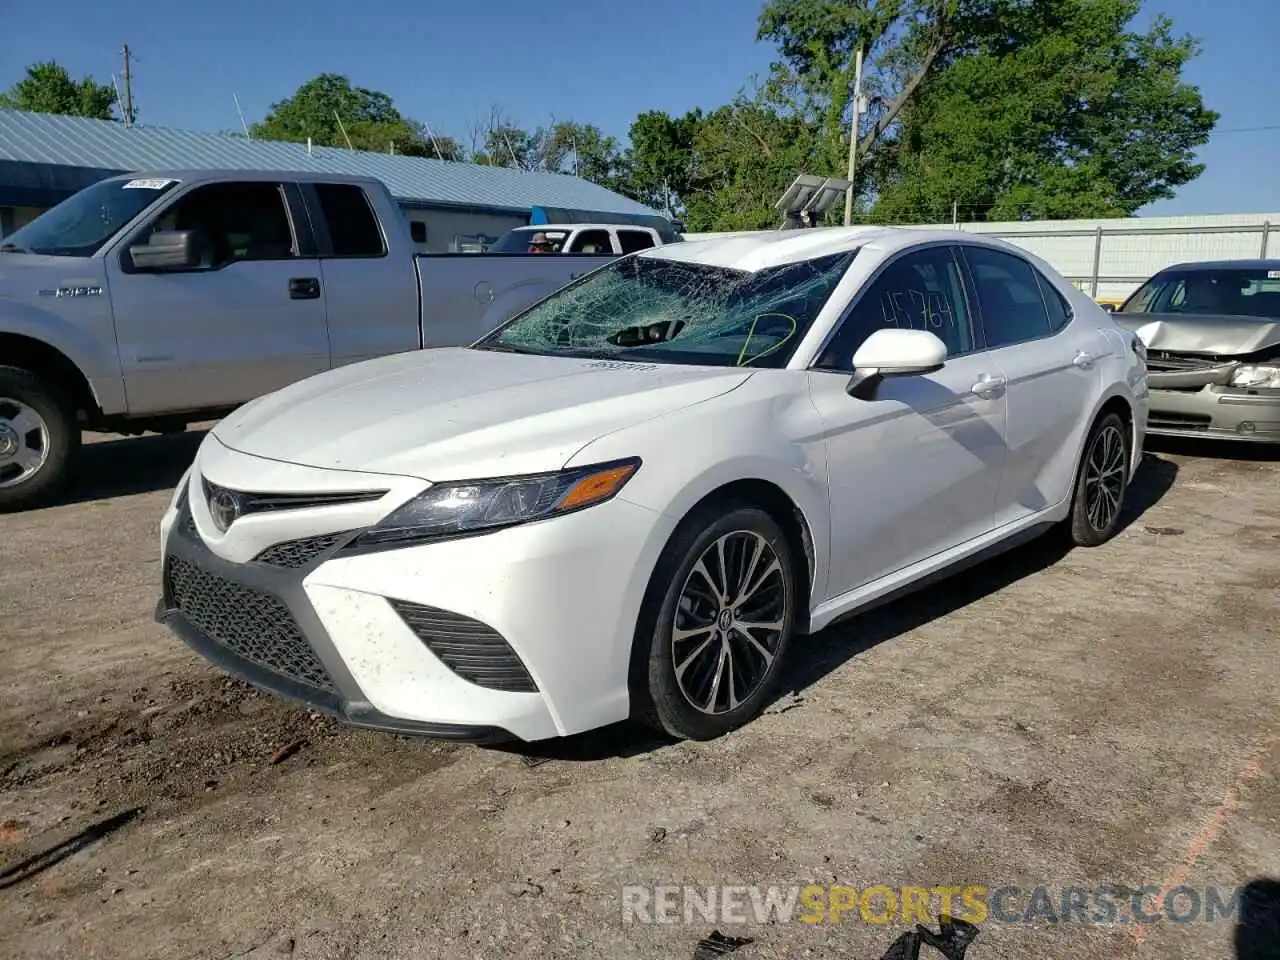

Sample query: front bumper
[156,503,516,742]
[156,452,676,742]
[1144,386,1280,442]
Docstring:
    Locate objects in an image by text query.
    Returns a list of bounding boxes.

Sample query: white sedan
[157,227,1148,743]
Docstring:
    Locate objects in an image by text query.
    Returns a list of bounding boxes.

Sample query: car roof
[510,224,651,232]
[1156,259,1280,273]
[640,225,1024,272]
[104,168,388,188]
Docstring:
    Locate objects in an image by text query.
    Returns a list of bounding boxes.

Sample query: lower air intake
[165,557,335,693]
[387,599,538,693]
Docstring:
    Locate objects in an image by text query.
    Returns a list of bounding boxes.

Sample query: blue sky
[1,0,1276,216]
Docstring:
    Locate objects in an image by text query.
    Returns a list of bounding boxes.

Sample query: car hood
[213,347,753,480]
[1110,313,1280,356]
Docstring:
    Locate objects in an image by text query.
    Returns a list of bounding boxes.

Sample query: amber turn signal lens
[558,463,639,510]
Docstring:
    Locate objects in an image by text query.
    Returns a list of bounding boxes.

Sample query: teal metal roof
[0,108,659,217]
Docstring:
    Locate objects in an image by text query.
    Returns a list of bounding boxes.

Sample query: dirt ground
[1,429,1278,960]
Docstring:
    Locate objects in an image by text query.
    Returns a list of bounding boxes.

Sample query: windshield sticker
[122,178,177,190]
[1268,270,1280,280]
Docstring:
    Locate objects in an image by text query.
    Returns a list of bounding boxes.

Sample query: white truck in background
[0,169,674,510]
[486,223,676,255]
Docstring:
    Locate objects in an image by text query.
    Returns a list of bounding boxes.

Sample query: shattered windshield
[474,249,857,368]
[3,176,178,257]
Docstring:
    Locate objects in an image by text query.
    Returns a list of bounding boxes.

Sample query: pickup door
[104,179,332,416]
[415,252,615,346]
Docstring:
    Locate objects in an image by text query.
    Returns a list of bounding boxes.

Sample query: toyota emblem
[208,486,242,533]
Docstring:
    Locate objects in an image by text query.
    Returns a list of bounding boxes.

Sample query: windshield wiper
[0,242,26,253]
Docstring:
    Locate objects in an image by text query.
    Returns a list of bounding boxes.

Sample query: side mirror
[130,230,198,271]
[1098,302,1116,313]
[847,328,948,400]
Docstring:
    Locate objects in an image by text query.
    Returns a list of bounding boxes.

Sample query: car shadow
[1235,877,1280,959]
[495,452,1181,764]
[1147,435,1280,463]
[55,430,206,506]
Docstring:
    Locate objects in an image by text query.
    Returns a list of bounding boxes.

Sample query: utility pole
[843,46,864,227]
[120,44,135,127]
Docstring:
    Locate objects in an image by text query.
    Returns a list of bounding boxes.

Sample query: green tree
[250,74,461,160]
[621,110,702,212]
[682,96,815,231]
[757,0,963,190]
[871,0,1218,221]
[0,60,117,120]
[472,110,626,187]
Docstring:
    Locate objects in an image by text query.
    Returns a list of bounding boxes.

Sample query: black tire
[0,366,80,513]
[633,503,799,741]
[1063,411,1130,547]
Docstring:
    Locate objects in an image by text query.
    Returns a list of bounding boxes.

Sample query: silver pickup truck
[0,169,626,510]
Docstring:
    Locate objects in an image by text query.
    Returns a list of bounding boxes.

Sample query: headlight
[1230,364,1280,389]
[345,458,641,551]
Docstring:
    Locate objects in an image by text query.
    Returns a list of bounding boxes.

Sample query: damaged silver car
[1112,259,1280,443]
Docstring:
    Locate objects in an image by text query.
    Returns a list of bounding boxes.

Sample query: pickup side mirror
[846,328,948,400]
[130,230,198,271]
[1098,302,1117,313]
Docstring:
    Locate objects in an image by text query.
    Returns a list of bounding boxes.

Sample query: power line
[1212,123,1280,135]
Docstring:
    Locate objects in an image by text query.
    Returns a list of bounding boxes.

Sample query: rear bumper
[1144,387,1280,442]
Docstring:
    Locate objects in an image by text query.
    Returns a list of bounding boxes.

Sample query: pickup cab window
[1,176,178,257]
[314,183,386,257]
[488,229,569,253]
[617,229,656,254]
[134,181,297,270]
[568,229,612,254]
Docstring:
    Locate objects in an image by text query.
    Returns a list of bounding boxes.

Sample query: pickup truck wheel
[0,367,79,513]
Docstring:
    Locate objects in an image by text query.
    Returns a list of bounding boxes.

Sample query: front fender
[0,294,124,413]
[571,385,832,619]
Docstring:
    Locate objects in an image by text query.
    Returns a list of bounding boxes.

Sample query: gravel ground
[1,429,1278,960]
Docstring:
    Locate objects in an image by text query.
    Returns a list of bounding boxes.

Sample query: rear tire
[1063,411,1130,547]
[0,367,79,513]
[633,504,798,741]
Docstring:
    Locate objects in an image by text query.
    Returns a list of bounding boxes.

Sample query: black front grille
[165,557,335,692]
[388,599,538,693]
[254,531,352,568]
[202,478,387,518]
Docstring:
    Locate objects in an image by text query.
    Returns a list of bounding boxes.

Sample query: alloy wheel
[0,398,51,489]
[1083,423,1126,532]
[671,530,789,715]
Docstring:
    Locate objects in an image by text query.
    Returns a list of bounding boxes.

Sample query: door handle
[288,277,321,300]
[1072,351,1097,369]
[970,374,1007,398]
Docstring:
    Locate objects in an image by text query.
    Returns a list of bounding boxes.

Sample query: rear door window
[962,246,1053,348]
[314,184,385,257]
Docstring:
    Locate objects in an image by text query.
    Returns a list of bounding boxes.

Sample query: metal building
[0,108,668,251]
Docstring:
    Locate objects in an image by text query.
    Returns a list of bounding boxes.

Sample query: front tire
[0,367,79,513]
[1064,411,1131,547]
[634,505,798,740]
